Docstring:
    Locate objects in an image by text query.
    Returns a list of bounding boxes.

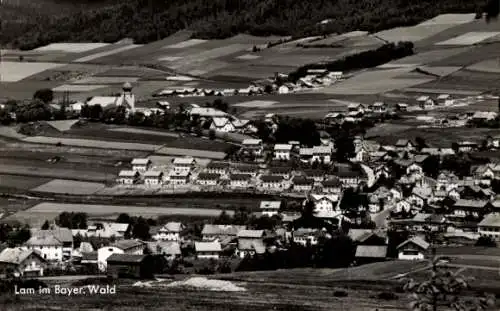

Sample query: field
[436,31,500,45]
[32,179,106,195]
[34,43,111,53]
[0,62,66,82]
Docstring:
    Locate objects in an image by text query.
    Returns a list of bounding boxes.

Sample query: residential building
[241,139,263,157]
[152,222,184,241]
[311,146,332,164]
[293,228,321,246]
[259,201,281,217]
[355,245,388,263]
[30,228,73,260]
[299,147,314,162]
[169,171,190,185]
[236,230,266,258]
[436,94,451,105]
[72,222,129,239]
[478,213,500,241]
[456,141,478,153]
[106,254,155,279]
[201,224,246,241]
[416,96,435,109]
[112,240,146,255]
[195,241,222,259]
[97,246,124,271]
[146,241,182,260]
[269,166,293,180]
[308,194,341,219]
[117,170,140,185]
[304,170,325,183]
[396,103,408,111]
[449,199,488,220]
[197,173,221,186]
[229,174,252,189]
[292,177,314,192]
[144,171,163,186]
[25,235,63,262]
[369,102,387,113]
[337,170,363,188]
[397,236,429,260]
[274,144,293,160]
[172,157,196,173]
[260,175,285,191]
[234,165,260,177]
[131,158,151,172]
[0,248,47,277]
[395,139,415,151]
[321,178,342,193]
[210,117,236,132]
[205,162,230,175]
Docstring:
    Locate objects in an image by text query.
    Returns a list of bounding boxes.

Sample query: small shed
[106,254,154,279]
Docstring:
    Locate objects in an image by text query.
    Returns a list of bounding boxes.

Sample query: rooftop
[119,170,138,177]
[131,158,151,165]
[237,230,265,238]
[0,248,43,264]
[355,245,387,258]
[274,144,293,151]
[397,236,429,250]
[197,173,221,180]
[259,201,281,210]
[195,241,222,252]
[144,170,163,178]
[107,253,149,264]
[478,213,500,227]
[242,139,262,145]
[230,173,252,181]
[111,239,145,251]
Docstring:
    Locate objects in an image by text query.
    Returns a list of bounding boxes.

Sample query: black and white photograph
[1,0,500,310]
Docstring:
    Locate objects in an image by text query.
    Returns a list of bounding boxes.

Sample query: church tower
[118,82,135,111]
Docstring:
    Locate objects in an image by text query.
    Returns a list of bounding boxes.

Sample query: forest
[0,0,491,50]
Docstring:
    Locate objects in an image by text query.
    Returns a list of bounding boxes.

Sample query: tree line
[1,0,490,50]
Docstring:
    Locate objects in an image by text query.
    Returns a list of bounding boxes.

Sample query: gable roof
[242,139,262,145]
[260,175,284,183]
[195,241,222,252]
[397,236,430,250]
[274,144,293,151]
[106,253,149,264]
[33,228,73,244]
[111,239,145,251]
[146,241,182,256]
[26,235,63,246]
[211,117,232,128]
[197,173,221,180]
[478,213,500,227]
[161,222,183,233]
[237,230,265,238]
[453,199,488,209]
[202,224,246,236]
[144,170,163,178]
[238,239,266,253]
[131,158,151,165]
[119,170,139,177]
[230,173,252,181]
[0,248,44,264]
[355,245,387,258]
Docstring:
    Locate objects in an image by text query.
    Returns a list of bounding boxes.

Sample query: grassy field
[0,174,52,191]
[31,179,105,195]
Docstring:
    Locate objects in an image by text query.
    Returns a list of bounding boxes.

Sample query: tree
[132,217,150,240]
[56,212,87,229]
[6,225,31,247]
[475,236,497,247]
[214,210,232,225]
[335,135,355,162]
[208,129,216,140]
[89,104,103,120]
[116,213,131,224]
[33,88,54,103]
[422,155,441,179]
[415,137,427,151]
[41,220,50,230]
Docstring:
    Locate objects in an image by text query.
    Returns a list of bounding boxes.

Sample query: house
[292,177,314,192]
[409,187,432,208]
[478,213,500,241]
[0,248,46,277]
[456,141,478,153]
[236,230,266,258]
[436,94,451,105]
[395,199,412,214]
[259,201,281,217]
[210,117,236,132]
[259,175,285,191]
[348,229,388,245]
[337,170,363,188]
[241,139,263,157]
[73,222,129,239]
[347,103,365,114]
[369,102,387,113]
[106,254,155,279]
[131,158,151,172]
[416,96,435,109]
[311,146,332,164]
[197,173,221,186]
[189,107,228,119]
[321,178,342,193]
[195,241,222,259]
[274,144,293,160]
[293,228,321,246]
[146,241,181,260]
[397,236,430,260]
[304,169,325,183]
[471,111,497,122]
[201,224,246,241]
[396,103,408,111]
[269,166,293,180]
[449,199,488,220]
[168,171,190,185]
[144,171,163,186]
[172,157,196,173]
[395,139,415,151]
[324,112,345,125]
[234,165,260,177]
[229,173,252,189]
[205,162,230,175]
[223,89,236,96]
[117,170,140,185]
[355,245,388,263]
[152,222,184,241]
[407,162,423,176]
[25,227,74,262]
[299,147,314,162]
[308,194,341,219]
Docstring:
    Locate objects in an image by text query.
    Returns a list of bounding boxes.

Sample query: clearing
[34,43,110,53]
[52,84,109,92]
[0,62,66,82]
[436,31,500,46]
[31,179,105,195]
[74,44,143,63]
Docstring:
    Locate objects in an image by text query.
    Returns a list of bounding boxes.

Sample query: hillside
[0,0,489,50]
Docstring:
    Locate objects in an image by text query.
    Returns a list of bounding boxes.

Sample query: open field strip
[74,44,143,63]
[384,47,472,66]
[51,84,109,92]
[0,164,110,182]
[164,39,208,49]
[0,174,52,190]
[157,56,184,61]
[419,13,477,25]
[467,58,500,73]
[375,24,459,43]
[174,44,252,66]
[0,62,66,82]
[416,65,463,76]
[156,147,226,159]
[46,120,80,132]
[32,179,105,195]
[34,43,110,53]
[108,127,179,137]
[402,87,483,95]
[71,76,140,84]
[436,31,500,45]
[235,54,261,60]
[0,127,27,139]
[233,100,278,108]
[22,136,162,151]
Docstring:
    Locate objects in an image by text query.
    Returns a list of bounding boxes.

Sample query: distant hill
[0,0,487,50]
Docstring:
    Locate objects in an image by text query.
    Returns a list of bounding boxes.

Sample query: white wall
[27,245,63,262]
[398,251,424,260]
[97,246,124,271]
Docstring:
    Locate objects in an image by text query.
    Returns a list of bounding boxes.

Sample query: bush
[333,290,348,297]
[475,236,497,247]
[377,292,398,300]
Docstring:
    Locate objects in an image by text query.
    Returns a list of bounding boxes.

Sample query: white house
[168,171,190,185]
[241,139,263,157]
[210,117,236,132]
[153,222,184,242]
[311,145,332,164]
[144,171,163,186]
[197,173,221,186]
[478,213,500,241]
[229,174,252,189]
[321,178,342,193]
[205,162,230,175]
[25,235,63,262]
[195,241,222,259]
[274,144,293,160]
[117,170,140,185]
[397,236,429,260]
[97,246,124,271]
[259,175,285,191]
[259,201,281,217]
[131,158,151,172]
[292,177,314,192]
[308,194,341,219]
[0,248,47,277]
[293,228,321,246]
[172,157,196,173]
[370,102,387,113]
[436,94,451,105]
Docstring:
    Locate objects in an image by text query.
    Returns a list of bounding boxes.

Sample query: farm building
[131,158,151,172]
[195,241,222,259]
[168,171,190,185]
[229,173,252,189]
[0,248,47,277]
[396,236,429,260]
[112,240,146,255]
[197,173,221,186]
[106,254,155,279]
[172,157,196,173]
[152,222,184,242]
[236,230,266,258]
[274,144,293,160]
[259,201,281,217]
[117,170,140,185]
[478,213,500,241]
[144,171,163,186]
